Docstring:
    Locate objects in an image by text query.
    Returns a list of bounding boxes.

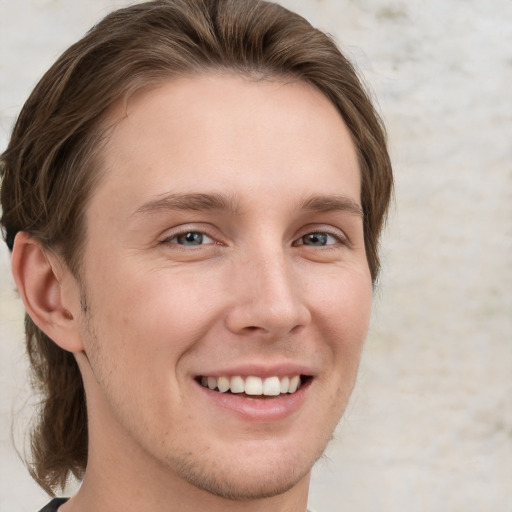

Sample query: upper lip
[195,362,315,379]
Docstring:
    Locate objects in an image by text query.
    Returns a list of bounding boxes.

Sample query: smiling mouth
[197,375,310,397]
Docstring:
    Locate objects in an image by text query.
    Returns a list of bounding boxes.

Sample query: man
[0,1,392,511]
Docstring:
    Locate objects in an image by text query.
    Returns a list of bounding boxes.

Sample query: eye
[296,232,341,247]
[165,231,214,246]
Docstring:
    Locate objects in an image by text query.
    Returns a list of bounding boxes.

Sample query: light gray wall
[1,1,511,511]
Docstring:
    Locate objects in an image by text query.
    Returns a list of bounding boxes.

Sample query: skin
[13,74,372,512]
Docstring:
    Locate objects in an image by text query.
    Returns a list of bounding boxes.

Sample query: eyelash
[294,230,347,248]
[160,229,217,248]
[160,227,348,249]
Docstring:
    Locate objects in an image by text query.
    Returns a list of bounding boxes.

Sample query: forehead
[90,74,361,218]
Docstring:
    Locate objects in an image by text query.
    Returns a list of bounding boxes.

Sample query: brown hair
[0,0,393,494]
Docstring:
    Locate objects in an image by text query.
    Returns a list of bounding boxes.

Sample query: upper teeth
[200,375,301,395]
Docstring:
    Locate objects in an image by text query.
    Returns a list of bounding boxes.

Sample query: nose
[224,250,312,338]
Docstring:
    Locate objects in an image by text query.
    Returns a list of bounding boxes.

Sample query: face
[75,74,372,499]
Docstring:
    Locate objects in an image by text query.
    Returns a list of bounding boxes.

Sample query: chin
[166,439,322,500]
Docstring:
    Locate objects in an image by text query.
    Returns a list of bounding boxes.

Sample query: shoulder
[37,498,69,512]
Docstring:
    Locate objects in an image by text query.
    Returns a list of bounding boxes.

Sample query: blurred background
[1,1,511,511]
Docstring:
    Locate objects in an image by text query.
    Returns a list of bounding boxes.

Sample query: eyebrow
[133,192,363,218]
[133,192,241,216]
[299,194,364,218]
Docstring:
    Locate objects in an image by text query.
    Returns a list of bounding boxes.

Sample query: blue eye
[167,231,213,246]
[298,232,338,246]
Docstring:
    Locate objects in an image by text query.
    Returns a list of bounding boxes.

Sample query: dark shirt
[37,498,69,512]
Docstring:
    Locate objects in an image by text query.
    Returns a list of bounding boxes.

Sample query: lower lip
[195,379,311,423]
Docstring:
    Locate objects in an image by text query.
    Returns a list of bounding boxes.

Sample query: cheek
[85,262,224,363]
[310,268,372,387]
[304,271,371,433]
[312,267,372,338]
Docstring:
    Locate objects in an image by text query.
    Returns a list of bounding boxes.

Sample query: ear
[11,232,84,353]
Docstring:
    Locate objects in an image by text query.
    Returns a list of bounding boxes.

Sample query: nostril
[224,296,310,336]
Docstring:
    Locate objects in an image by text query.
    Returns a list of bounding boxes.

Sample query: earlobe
[10,232,84,353]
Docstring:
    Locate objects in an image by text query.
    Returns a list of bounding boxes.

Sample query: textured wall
[1,1,511,511]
